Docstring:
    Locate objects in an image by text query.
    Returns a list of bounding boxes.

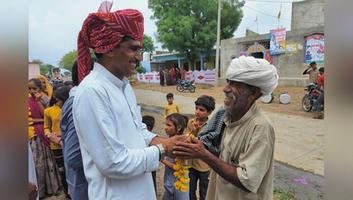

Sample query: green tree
[59,50,77,71]
[31,59,52,75]
[32,59,43,65]
[40,64,53,75]
[149,0,243,67]
[135,63,146,73]
[142,34,155,53]
[59,49,98,71]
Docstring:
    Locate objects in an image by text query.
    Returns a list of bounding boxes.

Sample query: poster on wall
[269,28,286,55]
[264,50,273,64]
[304,34,324,63]
[286,43,298,53]
[248,43,265,53]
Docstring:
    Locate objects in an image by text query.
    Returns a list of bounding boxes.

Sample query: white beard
[224,92,237,113]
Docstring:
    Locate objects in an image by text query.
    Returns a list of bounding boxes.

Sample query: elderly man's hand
[173,136,208,159]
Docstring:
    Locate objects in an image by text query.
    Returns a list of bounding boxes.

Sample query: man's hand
[47,132,61,145]
[190,120,200,132]
[33,91,42,102]
[173,136,209,159]
[162,135,188,157]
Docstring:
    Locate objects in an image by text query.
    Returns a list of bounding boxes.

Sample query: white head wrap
[226,56,279,95]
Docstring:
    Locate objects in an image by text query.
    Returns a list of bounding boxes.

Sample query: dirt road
[133,83,314,118]
[135,88,324,176]
[140,109,323,200]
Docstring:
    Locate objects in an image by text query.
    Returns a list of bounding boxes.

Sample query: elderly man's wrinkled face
[223,80,260,116]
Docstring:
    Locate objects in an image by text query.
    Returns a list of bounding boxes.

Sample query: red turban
[77,9,144,82]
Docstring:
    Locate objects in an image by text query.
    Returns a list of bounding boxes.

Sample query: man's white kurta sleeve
[73,88,160,180]
[140,123,158,145]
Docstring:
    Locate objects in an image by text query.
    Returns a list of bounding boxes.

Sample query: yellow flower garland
[173,159,190,192]
[173,133,195,192]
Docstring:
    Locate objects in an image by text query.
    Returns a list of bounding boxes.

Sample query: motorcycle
[176,79,196,93]
[301,83,322,112]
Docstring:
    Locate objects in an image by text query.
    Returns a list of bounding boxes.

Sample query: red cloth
[77,9,144,82]
[317,74,325,89]
[180,68,185,80]
[28,96,50,147]
[170,67,175,81]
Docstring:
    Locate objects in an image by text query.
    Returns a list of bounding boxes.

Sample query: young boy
[163,93,180,118]
[185,95,216,200]
[142,115,157,195]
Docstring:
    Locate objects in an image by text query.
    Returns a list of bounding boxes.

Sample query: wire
[243,0,325,4]
[244,5,323,25]
[244,0,294,3]
[244,5,278,18]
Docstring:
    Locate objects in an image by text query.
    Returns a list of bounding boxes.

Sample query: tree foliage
[31,59,43,65]
[59,49,98,71]
[142,34,155,53]
[135,63,147,73]
[149,0,244,65]
[31,59,52,75]
[59,50,77,71]
[40,64,54,75]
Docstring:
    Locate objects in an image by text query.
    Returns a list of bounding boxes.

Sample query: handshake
[152,135,209,160]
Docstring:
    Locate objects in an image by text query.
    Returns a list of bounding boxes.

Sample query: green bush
[135,64,146,74]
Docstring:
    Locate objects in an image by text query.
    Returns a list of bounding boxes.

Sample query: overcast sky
[29,0,293,66]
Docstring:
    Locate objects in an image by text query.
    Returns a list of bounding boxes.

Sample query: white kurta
[73,63,160,200]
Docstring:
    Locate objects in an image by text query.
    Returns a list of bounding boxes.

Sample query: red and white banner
[137,69,216,84]
[136,72,160,83]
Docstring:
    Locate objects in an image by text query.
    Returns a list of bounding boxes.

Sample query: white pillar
[215,0,222,85]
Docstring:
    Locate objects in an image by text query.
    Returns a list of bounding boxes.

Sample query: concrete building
[28,62,40,79]
[220,0,325,86]
[150,51,216,72]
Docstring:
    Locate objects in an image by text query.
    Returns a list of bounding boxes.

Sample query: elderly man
[73,9,181,199]
[174,56,278,200]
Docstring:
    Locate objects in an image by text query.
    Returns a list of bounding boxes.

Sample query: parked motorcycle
[302,83,321,112]
[176,79,196,93]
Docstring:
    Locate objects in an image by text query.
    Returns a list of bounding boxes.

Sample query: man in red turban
[77,9,144,82]
[73,9,183,200]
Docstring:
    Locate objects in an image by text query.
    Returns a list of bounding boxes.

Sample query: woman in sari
[37,75,53,99]
[28,78,62,198]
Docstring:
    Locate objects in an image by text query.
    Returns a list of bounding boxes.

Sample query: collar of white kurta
[224,103,258,127]
[93,62,130,90]
[69,86,77,97]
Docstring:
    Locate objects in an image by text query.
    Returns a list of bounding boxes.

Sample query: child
[162,113,189,200]
[44,86,70,197]
[142,115,157,195]
[185,95,216,200]
[164,93,180,118]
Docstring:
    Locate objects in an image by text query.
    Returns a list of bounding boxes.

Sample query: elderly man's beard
[224,90,253,118]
